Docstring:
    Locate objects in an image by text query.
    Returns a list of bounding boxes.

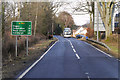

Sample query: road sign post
[11,21,32,56]
[26,36,28,56]
[97,3,99,42]
[16,36,18,57]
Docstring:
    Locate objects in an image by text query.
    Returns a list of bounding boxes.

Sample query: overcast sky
[56,1,90,26]
[72,15,90,26]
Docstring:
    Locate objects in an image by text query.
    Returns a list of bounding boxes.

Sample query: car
[63,28,71,38]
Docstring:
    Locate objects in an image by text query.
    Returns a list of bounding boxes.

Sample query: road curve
[17,36,120,80]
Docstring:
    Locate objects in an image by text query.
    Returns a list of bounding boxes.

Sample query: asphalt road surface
[17,36,120,80]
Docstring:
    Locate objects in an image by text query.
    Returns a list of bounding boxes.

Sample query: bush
[2,32,46,62]
[105,34,118,42]
[48,35,53,39]
[86,27,94,38]
[2,34,16,61]
[114,27,120,34]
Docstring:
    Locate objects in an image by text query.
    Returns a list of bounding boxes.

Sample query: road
[17,36,120,80]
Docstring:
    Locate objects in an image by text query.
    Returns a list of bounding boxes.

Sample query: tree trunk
[34,3,38,37]
[17,2,21,20]
[90,13,93,29]
[97,2,106,25]
[109,4,114,35]
[0,1,1,78]
[97,2,112,40]
[109,15,112,36]
[0,1,1,25]
[105,4,110,40]
[2,3,5,38]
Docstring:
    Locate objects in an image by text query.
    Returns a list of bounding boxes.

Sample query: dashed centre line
[87,76,91,80]
[73,49,76,53]
[117,59,120,62]
[85,72,91,80]
[75,54,80,59]
[71,45,74,48]
[66,39,80,60]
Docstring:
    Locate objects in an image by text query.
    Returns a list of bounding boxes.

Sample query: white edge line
[95,47,112,58]
[17,40,59,80]
[84,42,113,58]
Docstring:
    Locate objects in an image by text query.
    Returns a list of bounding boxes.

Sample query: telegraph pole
[97,2,99,41]
[52,16,54,35]
[0,0,2,79]
[15,2,20,57]
[34,2,38,37]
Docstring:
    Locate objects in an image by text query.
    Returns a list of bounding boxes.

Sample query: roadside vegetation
[2,2,75,62]
[1,1,120,78]
[2,2,75,78]
[101,34,119,58]
[77,23,119,59]
[80,33,119,59]
[2,38,57,78]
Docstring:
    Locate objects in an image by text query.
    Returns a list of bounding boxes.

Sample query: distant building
[72,27,88,37]
[72,30,76,37]
[114,13,120,28]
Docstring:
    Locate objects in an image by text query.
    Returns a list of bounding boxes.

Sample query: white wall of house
[73,27,87,37]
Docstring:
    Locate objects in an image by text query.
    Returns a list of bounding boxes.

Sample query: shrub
[86,27,94,38]
[2,32,46,62]
[48,35,53,39]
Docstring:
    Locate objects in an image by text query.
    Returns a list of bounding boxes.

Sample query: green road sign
[11,21,32,36]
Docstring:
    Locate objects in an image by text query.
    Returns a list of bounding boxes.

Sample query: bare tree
[50,2,64,35]
[58,11,74,28]
[97,2,115,39]
[0,0,1,78]
[64,1,94,28]
[34,2,38,36]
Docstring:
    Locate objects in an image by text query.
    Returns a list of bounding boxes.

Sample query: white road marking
[71,45,74,48]
[66,38,80,60]
[117,59,120,62]
[85,72,89,75]
[87,76,91,80]
[69,40,72,44]
[84,42,113,58]
[70,43,72,46]
[96,48,112,57]
[75,54,80,59]
[85,72,91,80]
[17,40,59,80]
[73,49,76,53]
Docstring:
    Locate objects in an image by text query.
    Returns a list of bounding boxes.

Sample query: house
[72,27,88,38]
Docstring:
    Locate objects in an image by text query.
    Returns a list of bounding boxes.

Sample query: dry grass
[82,34,119,59]
[101,34,119,58]
[83,40,119,59]
[2,38,57,78]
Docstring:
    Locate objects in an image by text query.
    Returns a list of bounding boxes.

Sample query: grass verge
[2,38,57,78]
[79,38,119,59]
